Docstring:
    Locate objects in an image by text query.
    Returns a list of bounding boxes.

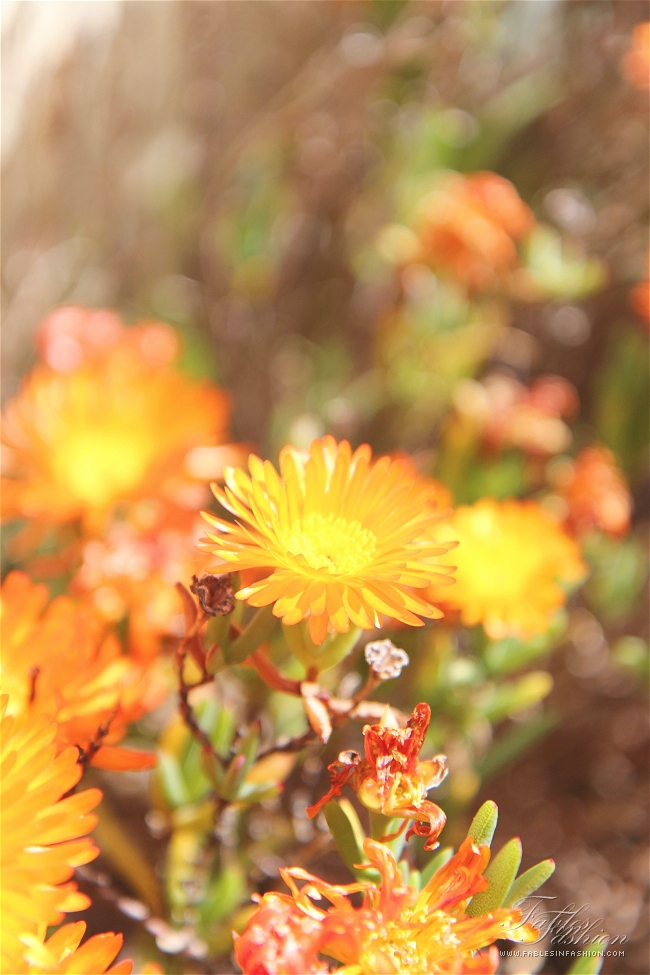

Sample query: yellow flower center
[360,920,427,974]
[52,427,151,507]
[284,513,377,576]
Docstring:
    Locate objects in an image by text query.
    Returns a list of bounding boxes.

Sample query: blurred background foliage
[1,2,648,974]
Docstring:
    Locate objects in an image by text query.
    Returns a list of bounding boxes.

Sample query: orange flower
[307,703,447,851]
[235,835,538,974]
[622,21,650,90]
[454,373,578,457]
[0,699,102,974]
[426,498,586,640]
[233,893,331,975]
[550,446,633,539]
[414,172,534,293]
[1,306,231,531]
[630,251,650,327]
[1,571,162,770]
[20,922,132,974]
[70,508,212,658]
[202,436,456,645]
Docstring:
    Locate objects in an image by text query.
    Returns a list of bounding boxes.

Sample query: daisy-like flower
[20,922,132,974]
[0,698,101,974]
[235,834,538,974]
[307,703,448,851]
[201,436,456,645]
[1,306,232,532]
[426,498,586,640]
[548,446,633,539]
[1,571,162,770]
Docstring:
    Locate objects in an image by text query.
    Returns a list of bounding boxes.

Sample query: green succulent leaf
[566,938,608,974]
[157,751,191,808]
[467,837,522,916]
[324,800,375,881]
[466,800,498,847]
[503,858,556,908]
[226,605,277,665]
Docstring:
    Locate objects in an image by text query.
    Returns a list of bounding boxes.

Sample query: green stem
[225,605,277,665]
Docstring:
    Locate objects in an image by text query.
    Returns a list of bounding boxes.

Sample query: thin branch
[77,708,119,768]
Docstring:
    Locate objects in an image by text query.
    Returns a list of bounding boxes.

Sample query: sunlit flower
[307,703,447,850]
[1,571,162,770]
[452,373,578,456]
[20,922,132,974]
[202,436,456,645]
[548,446,632,539]
[235,834,537,974]
[379,171,535,293]
[426,498,586,639]
[70,507,212,658]
[622,21,650,90]
[1,306,232,531]
[0,699,101,974]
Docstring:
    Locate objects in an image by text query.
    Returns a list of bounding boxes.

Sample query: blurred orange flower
[453,373,578,457]
[202,436,456,645]
[622,21,650,90]
[0,699,101,974]
[1,571,162,769]
[630,251,650,327]
[20,922,132,974]
[427,498,586,639]
[235,835,537,974]
[307,703,448,851]
[414,171,535,292]
[1,306,232,532]
[70,507,212,658]
[549,446,633,539]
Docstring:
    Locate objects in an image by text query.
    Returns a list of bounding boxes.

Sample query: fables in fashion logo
[499,896,626,961]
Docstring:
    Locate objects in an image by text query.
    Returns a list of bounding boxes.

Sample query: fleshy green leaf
[226,605,277,665]
[324,800,375,880]
[566,938,608,974]
[157,750,191,808]
[467,837,522,916]
[466,800,498,847]
[503,858,555,907]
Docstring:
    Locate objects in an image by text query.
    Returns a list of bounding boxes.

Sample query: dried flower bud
[190,572,234,616]
[337,749,361,766]
[364,639,409,681]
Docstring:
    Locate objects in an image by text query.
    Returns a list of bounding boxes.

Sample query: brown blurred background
[2,3,648,974]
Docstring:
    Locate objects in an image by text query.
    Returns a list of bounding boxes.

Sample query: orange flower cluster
[453,373,578,457]
[235,834,537,974]
[413,172,535,293]
[622,21,650,90]
[307,703,447,851]
[1,571,161,770]
[203,436,456,645]
[549,446,633,539]
[0,699,132,974]
[1,305,243,657]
